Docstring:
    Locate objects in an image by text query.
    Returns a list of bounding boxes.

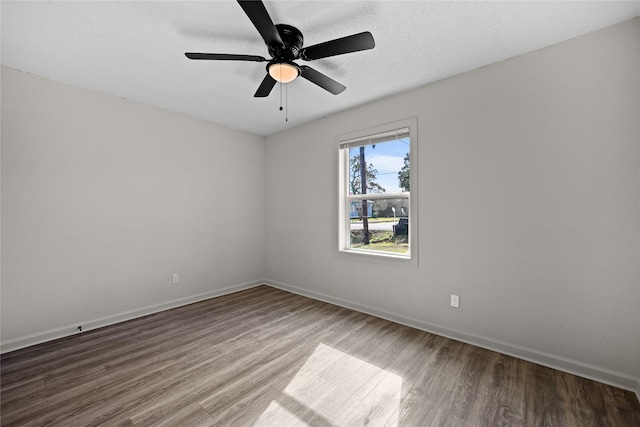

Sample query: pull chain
[278,82,288,122]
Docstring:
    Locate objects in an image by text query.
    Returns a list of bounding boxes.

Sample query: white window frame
[335,118,418,267]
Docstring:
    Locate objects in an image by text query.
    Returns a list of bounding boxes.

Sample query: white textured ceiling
[2,1,639,136]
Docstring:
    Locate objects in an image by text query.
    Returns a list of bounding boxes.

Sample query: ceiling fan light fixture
[268,62,299,83]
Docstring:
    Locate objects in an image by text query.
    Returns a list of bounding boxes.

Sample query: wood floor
[2,286,639,426]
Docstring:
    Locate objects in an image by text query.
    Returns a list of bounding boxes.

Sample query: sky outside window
[348,138,409,194]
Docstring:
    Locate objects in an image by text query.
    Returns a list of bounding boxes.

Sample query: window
[337,118,417,265]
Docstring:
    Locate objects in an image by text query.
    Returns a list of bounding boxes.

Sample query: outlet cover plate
[451,294,460,308]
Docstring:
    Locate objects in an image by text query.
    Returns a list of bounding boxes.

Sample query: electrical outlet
[172,273,179,284]
[450,294,460,308]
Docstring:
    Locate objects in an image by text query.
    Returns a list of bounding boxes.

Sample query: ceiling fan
[185,0,375,97]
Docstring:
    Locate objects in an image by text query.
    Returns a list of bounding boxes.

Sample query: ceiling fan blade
[299,66,346,95]
[300,31,375,61]
[254,74,277,97]
[237,0,284,48]
[185,53,266,62]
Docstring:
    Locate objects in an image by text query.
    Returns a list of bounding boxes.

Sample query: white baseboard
[0,280,264,354]
[264,279,640,394]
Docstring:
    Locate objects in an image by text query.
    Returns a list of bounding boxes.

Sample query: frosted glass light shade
[269,62,299,83]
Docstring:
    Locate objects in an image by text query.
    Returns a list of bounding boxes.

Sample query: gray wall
[265,18,640,390]
[1,67,266,348]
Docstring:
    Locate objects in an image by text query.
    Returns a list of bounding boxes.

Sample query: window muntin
[337,119,416,264]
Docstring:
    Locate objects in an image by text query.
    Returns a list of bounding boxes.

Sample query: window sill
[335,248,418,268]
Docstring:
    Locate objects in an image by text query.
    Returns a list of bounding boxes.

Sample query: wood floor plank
[338,369,404,426]
[129,302,356,426]
[483,353,527,416]
[392,395,440,427]
[0,376,44,410]
[202,381,283,426]
[524,362,568,426]
[103,292,312,381]
[472,393,524,427]
[242,388,313,427]
[430,408,475,427]
[149,403,216,427]
[439,345,498,422]
[1,285,639,426]
[309,357,389,424]
[2,293,316,426]
[96,301,341,425]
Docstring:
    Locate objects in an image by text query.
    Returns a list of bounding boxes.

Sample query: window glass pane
[337,118,416,264]
[347,137,410,196]
[348,198,409,255]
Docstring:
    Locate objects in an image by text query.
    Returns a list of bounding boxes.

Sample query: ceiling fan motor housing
[269,24,304,60]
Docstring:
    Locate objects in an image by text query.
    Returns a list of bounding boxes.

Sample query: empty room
[1,1,639,426]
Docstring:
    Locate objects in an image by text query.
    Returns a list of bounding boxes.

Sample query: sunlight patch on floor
[253,343,403,426]
[254,400,306,426]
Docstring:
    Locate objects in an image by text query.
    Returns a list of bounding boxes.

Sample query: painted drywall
[1,67,266,348]
[265,18,640,389]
